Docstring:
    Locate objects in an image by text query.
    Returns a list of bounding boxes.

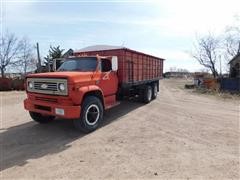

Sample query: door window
[101,59,112,72]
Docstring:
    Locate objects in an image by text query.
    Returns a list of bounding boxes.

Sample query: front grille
[27,78,68,95]
[34,82,58,91]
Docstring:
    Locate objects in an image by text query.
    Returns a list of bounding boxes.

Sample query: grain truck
[24,45,164,133]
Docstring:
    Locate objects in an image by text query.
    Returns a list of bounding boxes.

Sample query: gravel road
[0,79,239,179]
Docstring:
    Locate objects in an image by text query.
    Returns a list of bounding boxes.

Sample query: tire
[73,96,103,133]
[29,112,55,124]
[142,85,152,103]
[152,83,158,99]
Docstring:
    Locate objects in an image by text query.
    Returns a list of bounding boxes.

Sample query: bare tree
[223,19,240,60]
[0,33,23,77]
[14,37,37,76]
[192,34,220,78]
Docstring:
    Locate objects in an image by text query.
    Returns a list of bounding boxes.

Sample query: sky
[1,0,240,72]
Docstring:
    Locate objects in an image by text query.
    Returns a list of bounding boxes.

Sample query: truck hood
[27,71,95,84]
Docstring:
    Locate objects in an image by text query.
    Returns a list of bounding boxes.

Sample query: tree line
[0,32,65,78]
[191,17,240,77]
[0,33,35,77]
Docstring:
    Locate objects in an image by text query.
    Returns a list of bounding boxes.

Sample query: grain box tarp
[74,48,164,85]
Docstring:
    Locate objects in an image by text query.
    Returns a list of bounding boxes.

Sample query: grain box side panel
[160,60,161,77]
[153,58,156,78]
[126,51,133,83]
[153,58,158,79]
[148,57,151,80]
[144,56,148,80]
[157,59,160,77]
[138,54,143,81]
[150,58,152,79]
[145,56,148,80]
[142,55,145,81]
[160,60,163,78]
[133,53,138,82]
[144,55,148,81]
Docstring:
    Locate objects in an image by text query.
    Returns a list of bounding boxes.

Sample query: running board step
[105,101,121,110]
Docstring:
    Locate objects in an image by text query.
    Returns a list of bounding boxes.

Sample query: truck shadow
[0,100,143,171]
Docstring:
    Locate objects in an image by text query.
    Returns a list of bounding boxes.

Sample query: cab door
[99,58,118,97]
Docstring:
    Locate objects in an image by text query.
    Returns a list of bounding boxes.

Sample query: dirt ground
[0,79,239,179]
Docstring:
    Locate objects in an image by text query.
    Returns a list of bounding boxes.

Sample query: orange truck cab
[24,47,164,133]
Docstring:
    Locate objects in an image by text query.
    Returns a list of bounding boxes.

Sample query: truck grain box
[24,45,164,133]
[74,46,163,86]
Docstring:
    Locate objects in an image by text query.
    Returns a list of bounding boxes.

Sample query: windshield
[57,57,97,72]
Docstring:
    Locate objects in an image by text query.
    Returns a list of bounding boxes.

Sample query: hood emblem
[41,84,48,89]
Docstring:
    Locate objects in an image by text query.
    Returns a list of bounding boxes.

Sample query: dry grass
[191,87,240,101]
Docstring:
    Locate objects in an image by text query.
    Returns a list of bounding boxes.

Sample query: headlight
[28,81,33,89]
[58,83,65,91]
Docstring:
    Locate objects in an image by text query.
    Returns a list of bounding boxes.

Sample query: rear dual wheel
[142,83,158,103]
[142,85,152,103]
[152,83,158,99]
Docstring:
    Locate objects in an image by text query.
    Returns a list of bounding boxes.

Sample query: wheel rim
[154,85,157,96]
[85,104,100,126]
[147,87,152,101]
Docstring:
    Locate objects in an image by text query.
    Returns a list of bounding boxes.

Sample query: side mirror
[112,56,118,71]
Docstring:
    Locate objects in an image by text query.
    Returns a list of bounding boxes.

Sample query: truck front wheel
[73,96,103,133]
[29,112,55,124]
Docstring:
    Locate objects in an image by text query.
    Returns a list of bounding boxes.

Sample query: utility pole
[219,55,222,77]
[36,43,42,72]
